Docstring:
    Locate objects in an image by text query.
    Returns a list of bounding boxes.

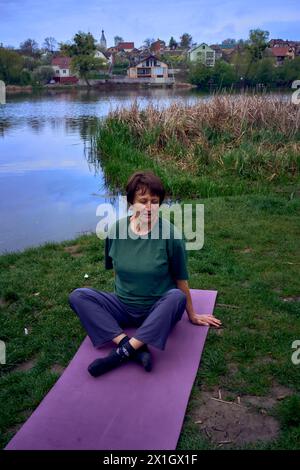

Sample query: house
[188,43,216,66]
[210,44,223,61]
[150,39,166,55]
[220,42,236,50]
[161,48,187,59]
[51,57,78,84]
[268,39,300,61]
[107,46,119,54]
[117,42,135,52]
[269,38,300,49]
[271,46,295,66]
[126,49,144,66]
[127,54,171,82]
[94,50,109,63]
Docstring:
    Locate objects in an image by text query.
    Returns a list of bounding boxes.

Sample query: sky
[0,0,299,49]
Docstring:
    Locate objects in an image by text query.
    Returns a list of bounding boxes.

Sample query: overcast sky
[1,0,299,48]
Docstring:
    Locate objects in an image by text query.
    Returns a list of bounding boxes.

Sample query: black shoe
[132,345,152,372]
[88,348,129,377]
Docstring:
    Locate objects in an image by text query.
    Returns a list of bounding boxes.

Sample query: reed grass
[94,96,300,198]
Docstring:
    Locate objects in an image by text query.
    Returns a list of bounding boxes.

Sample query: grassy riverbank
[1,95,300,449]
[93,95,300,198]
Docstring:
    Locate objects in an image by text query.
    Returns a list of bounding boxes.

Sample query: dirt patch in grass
[190,384,294,446]
[280,295,300,303]
[0,298,8,308]
[6,410,33,436]
[14,357,37,372]
[256,356,277,365]
[227,363,239,375]
[6,422,23,436]
[63,245,83,258]
[235,247,253,254]
[270,384,294,401]
[50,364,65,375]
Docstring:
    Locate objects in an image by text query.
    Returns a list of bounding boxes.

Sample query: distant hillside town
[1,29,300,89]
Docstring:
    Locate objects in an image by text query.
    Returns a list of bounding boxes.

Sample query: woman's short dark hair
[126,171,165,205]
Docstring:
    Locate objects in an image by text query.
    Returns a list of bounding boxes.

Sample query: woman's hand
[189,313,222,328]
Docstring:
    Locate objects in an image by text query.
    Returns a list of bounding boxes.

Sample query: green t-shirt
[105,215,189,308]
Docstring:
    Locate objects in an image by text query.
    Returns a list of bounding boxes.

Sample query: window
[146,59,156,67]
[154,67,164,75]
[63,70,67,74]
[137,67,151,76]
[56,70,59,74]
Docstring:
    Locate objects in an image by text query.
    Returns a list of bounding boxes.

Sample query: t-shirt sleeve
[168,229,189,281]
[104,236,113,270]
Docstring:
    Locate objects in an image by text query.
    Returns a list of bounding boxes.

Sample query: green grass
[93,118,300,199]
[0,190,300,449]
[1,98,300,449]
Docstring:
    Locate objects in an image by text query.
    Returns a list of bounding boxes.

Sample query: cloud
[0,0,299,47]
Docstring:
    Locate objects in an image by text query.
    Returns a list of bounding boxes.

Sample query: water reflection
[0,88,201,138]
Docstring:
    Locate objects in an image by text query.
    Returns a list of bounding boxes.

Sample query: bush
[19,69,32,85]
[32,66,54,85]
[276,395,300,429]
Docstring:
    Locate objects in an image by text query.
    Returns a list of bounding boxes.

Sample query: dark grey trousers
[68,288,187,351]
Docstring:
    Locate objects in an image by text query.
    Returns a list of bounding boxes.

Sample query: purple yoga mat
[5,289,217,450]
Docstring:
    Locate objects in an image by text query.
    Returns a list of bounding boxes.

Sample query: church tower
[100,30,107,50]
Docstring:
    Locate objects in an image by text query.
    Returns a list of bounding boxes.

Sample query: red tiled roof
[117,42,134,50]
[51,56,72,68]
[271,47,292,57]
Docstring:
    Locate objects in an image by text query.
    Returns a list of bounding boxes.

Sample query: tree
[43,37,57,54]
[276,57,300,87]
[237,38,248,46]
[19,38,39,57]
[247,29,270,61]
[222,38,236,46]
[244,29,270,81]
[230,46,251,80]
[61,31,106,86]
[188,62,212,88]
[0,48,30,84]
[32,65,54,85]
[251,58,275,86]
[161,54,186,67]
[180,33,192,49]
[114,36,123,46]
[22,55,38,71]
[112,55,130,75]
[212,60,236,87]
[169,37,178,49]
[61,31,97,56]
[143,38,155,48]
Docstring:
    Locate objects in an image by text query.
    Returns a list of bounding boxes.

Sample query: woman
[68,171,221,377]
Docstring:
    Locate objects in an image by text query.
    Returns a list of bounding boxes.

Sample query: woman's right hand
[189,313,222,328]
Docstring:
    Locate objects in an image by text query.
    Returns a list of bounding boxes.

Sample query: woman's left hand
[189,313,222,328]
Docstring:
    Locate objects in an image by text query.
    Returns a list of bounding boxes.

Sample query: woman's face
[132,188,160,223]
